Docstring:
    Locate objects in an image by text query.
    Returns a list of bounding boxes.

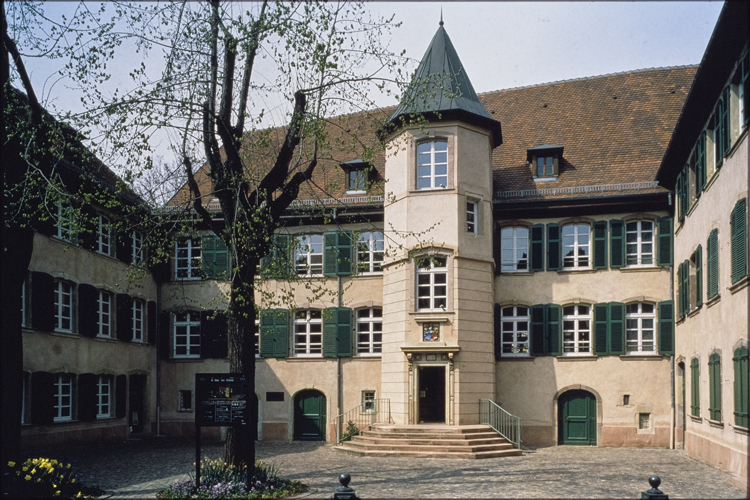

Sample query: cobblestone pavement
[55,438,746,499]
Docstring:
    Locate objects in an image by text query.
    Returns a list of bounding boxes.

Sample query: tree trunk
[224,251,258,471]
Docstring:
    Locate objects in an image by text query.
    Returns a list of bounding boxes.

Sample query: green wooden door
[559,390,596,445]
[293,390,326,441]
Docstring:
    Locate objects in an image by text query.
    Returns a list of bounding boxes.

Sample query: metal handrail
[479,399,521,449]
[334,398,391,444]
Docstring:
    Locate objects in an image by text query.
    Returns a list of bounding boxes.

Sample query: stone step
[342,440,516,453]
[332,446,523,459]
[359,430,503,441]
[351,436,508,447]
[371,424,492,434]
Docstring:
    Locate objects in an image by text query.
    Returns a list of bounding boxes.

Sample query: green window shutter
[115,374,127,419]
[200,310,228,359]
[690,358,700,417]
[546,304,561,356]
[593,221,608,269]
[608,302,625,355]
[722,86,731,157]
[147,301,157,345]
[610,220,625,268]
[78,284,99,338]
[337,231,354,275]
[594,303,609,356]
[731,198,747,284]
[529,304,546,356]
[31,371,55,425]
[323,232,339,276]
[546,223,562,271]
[323,308,338,357]
[260,234,290,278]
[202,235,229,280]
[695,132,706,197]
[31,271,55,332]
[77,373,98,422]
[116,294,133,341]
[707,229,719,299]
[657,300,674,355]
[733,346,749,428]
[336,307,353,356]
[493,304,502,360]
[743,50,750,126]
[709,353,722,421]
[683,259,691,314]
[657,217,673,266]
[530,224,545,272]
[695,245,703,307]
[260,309,289,358]
[677,263,684,318]
[676,170,685,221]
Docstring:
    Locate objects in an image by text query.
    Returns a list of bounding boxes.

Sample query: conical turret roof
[388,19,502,147]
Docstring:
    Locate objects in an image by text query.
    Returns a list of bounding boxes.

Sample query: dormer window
[527,144,564,182]
[341,159,370,194]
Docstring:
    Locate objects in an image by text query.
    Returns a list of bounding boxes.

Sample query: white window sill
[729,275,749,294]
[557,355,597,361]
[174,277,203,282]
[706,294,721,307]
[345,190,367,195]
[93,336,118,343]
[620,354,663,360]
[500,270,533,275]
[411,312,453,322]
[52,330,78,338]
[355,353,382,358]
[618,266,662,273]
[170,357,202,362]
[557,268,596,274]
[533,176,558,182]
[708,419,724,429]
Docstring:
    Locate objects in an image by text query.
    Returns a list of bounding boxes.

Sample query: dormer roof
[387,20,502,148]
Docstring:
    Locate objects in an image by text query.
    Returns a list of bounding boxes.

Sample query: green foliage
[157,458,304,499]
[3,458,105,499]
[341,420,360,442]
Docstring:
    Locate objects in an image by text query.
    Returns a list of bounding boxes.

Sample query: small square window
[527,145,563,181]
[266,392,284,402]
[346,169,366,193]
[623,394,630,406]
[639,412,650,430]
[179,390,192,411]
[362,391,376,411]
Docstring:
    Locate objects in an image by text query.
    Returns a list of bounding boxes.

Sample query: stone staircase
[333,424,522,459]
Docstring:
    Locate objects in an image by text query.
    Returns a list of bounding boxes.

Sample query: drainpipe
[156,281,163,436]
[336,274,343,443]
[669,229,675,450]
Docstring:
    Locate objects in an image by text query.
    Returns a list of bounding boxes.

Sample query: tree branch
[233,0,268,139]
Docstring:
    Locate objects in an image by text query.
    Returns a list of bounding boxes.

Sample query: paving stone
[52,438,746,499]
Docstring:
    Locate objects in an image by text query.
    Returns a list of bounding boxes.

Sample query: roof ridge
[478,65,699,96]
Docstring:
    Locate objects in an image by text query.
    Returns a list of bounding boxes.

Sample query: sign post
[194,373,249,489]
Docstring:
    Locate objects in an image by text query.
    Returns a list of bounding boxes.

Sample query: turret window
[416,256,448,311]
[416,140,448,189]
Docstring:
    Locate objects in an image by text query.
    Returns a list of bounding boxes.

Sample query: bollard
[641,475,668,500]
[331,473,359,500]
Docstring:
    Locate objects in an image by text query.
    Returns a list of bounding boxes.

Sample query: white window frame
[293,310,322,357]
[254,319,260,358]
[356,307,382,356]
[625,303,656,354]
[54,374,74,422]
[416,256,448,311]
[97,215,111,256]
[97,375,112,418]
[132,231,144,264]
[294,234,323,276]
[500,306,530,356]
[345,169,366,194]
[357,231,384,274]
[97,291,112,337]
[563,304,592,355]
[54,280,74,332]
[466,201,478,234]
[416,140,448,190]
[173,312,200,358]
[625,220,654,267]
[132,299,144,342]
[56,202,74,242]
[362,390,376,412]
[501,227,529,272]
[175,238,201,280]
[562,224,591,269]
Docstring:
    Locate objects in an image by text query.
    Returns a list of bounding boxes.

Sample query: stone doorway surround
[402,346,460,425]
[552,384,603,446]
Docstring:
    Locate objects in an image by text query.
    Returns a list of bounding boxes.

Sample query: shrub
[157,458,304,499]
[3,458,105,499]
[341,420,360,442]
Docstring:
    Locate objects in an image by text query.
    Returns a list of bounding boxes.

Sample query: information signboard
[195,373,248,427]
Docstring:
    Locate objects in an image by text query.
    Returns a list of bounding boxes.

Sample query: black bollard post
[331,473,359,500]
[641,475,668,499]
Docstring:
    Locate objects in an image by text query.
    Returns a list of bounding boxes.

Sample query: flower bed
[4,458,105,498]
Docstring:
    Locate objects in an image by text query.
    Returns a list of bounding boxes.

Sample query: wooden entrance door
[418,366,446,423]
[293,390,326,441]
[559,390,596,445]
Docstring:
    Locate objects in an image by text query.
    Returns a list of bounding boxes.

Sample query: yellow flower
[8,461,16,467]
[36,478,41,482]
[31,468,37,474]
[72,479,76,483]
[77,492,82,498]
[53,484,57,488]
[22,466,28,471]
[56,491,61,495]
[25,475,31,481]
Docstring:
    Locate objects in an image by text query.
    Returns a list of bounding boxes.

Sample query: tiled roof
[169,66,696,209]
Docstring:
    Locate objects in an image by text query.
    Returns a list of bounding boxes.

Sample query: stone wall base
[685,431,748,493]
[157,421,221,440]
[261,423,288,441]
[22,422,128,453]
[522,425,670,448]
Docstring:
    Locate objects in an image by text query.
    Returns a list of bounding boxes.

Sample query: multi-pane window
[54,280,74,332]
[132,300,144,342]
[562,224,590,269]
[357,231,384,274]
[97,215,111,255]
[57,203,74,242]
[562,305,591,355]
[467,202,478,234]
[500,306,529,356]
[416,140,448,189]
[416,256,447,311]
[97,376,112,418]
[625,221,654,266]
[175,239,201,280]
[346,169,366,192]
[97,291,112,337]
[295,234,323,276]
[132,231,144,264]
[173,312,200,358]
[625,303,655,354]
[501,227,529,272]
[254,319,260,357]
[293,310,322,356]
[54,374,74,422]
[536,156,554,177]
[362,390,376,411]
[356,308,382,355]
